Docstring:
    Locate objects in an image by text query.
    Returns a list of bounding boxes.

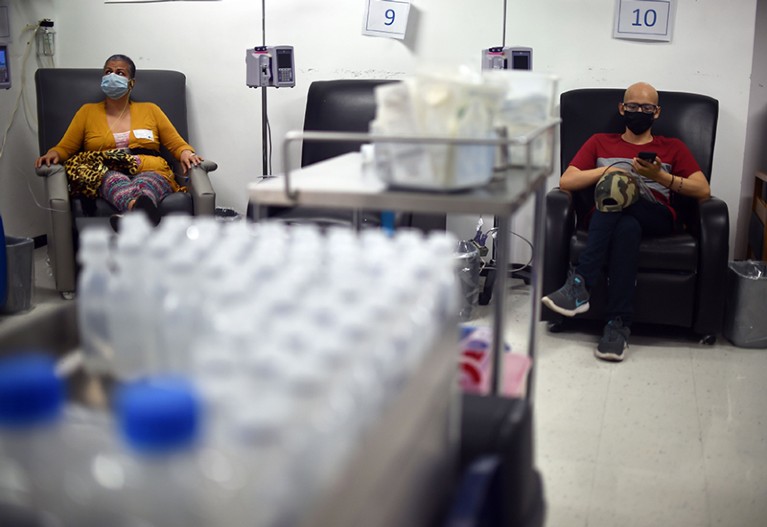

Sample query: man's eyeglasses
[622,102,659,114]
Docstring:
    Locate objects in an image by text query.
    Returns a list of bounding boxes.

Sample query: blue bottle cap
[0,352,65,428]
[114,376,200,455]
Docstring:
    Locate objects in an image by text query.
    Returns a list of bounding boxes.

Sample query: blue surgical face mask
[101,73,131,99]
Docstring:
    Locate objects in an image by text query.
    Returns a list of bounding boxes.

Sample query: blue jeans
[575,198,673,325]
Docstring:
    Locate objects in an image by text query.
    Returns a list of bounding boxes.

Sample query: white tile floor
[484,280,767,527]
[3,251,767,526]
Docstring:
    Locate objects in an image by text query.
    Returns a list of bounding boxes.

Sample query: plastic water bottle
[157,243,207,374]
[51,377,221,527]
[106,376,211,527]
[141,215,193,365]
[76,227,114,375]
[108,217,155,379]
[0,352,67,526]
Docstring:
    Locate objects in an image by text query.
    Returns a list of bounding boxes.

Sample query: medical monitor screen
[0,46,9,89]
[512,52,530,71]
[276,49,292,70]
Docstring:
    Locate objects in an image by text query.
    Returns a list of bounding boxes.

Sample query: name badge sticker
[133,129,154,141]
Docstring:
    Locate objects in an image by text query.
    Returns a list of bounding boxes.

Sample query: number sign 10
[632,7,657,27]
[613,0,674,42]
[362,0,411,40]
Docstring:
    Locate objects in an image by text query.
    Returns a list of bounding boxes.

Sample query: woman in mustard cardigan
[34,54,203,226]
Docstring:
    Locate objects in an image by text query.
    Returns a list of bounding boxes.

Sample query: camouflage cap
[594,170,640,212]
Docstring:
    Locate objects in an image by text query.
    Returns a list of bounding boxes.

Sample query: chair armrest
[34,164,69,203]
[35,164,77,293]
[692,196,729,335]
[541,188,575,320]
[36,164,62,178]
[187,160,217,216]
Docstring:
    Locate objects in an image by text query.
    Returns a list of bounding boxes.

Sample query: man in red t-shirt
[542,82,711,362]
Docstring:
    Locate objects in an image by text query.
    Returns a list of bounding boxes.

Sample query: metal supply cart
[248,120,559,526]
[249,120,558,399]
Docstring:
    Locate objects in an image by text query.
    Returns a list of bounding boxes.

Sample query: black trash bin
[723,261,767,349]
[2,236,35,314]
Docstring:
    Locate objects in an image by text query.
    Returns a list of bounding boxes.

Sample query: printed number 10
[632,8,657,27]
[384,8,396,25]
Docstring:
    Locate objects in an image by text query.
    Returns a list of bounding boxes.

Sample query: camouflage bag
[594,170,639,212]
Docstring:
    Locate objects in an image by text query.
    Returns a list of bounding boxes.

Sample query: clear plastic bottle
[107,376,212,527]
[157,243,206,374]
[76,227,114,375]
[108,218,154,380]
[217,392,298,527]
[0,352,67,526]
[141,215,193,364]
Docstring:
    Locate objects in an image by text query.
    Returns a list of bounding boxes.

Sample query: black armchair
[34,68,216,297]
[542,88,729,342]
[261,79,445,231]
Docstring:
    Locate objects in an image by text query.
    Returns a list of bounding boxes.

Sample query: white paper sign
[613,0,674,42]
[105,1,219,3]
[362,0,411,40]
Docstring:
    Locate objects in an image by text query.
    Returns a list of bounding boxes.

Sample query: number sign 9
[362,0,411,40]
[384,8,395,26]
[613,0,674,42]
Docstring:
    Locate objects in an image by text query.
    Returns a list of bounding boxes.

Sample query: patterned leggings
[100,170,173,212]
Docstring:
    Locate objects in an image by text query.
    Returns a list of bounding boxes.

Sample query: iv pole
[480,0,533,306]
[261,0,269,176]
[502,0,507,47]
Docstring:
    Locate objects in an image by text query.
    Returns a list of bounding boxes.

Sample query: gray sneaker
[595,318,630,362]
[542,271,590,317]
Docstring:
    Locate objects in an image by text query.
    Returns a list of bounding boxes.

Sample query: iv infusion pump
[246,45,295,88]
[481,46,532,71]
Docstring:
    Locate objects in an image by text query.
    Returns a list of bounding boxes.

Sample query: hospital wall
[0,0,762,260]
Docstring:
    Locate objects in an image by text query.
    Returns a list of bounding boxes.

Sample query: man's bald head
[624,82,659,105]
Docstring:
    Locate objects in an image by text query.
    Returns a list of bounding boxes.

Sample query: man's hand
[632,155,662,181]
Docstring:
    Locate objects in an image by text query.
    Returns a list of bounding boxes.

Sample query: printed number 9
[384,9,396,26]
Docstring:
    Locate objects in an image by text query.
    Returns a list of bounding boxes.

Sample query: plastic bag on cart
[371,68,505,191]
[455,240,481,320]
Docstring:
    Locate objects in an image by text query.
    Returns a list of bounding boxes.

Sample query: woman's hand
[35,150,61,169]
[180,149,204,173]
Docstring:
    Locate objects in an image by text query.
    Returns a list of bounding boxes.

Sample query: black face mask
[623,111,655,135]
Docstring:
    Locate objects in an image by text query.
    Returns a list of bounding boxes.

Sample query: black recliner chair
[542,88,729,343]
[34,68,216,298]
